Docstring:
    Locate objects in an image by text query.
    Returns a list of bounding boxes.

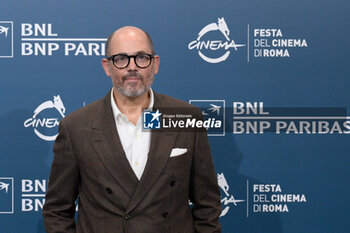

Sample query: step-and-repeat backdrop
[1,0,349,232]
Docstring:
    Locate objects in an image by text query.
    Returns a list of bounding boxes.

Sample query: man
[42,26,221,233]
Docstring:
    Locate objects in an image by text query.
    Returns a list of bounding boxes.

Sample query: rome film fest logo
[188,17,245,63]
[24,95,66,141]
[217,173,245,217]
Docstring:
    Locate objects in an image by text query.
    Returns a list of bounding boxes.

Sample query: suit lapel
[126,129,177,213]
[85,91,138,198]
[84,90,179,211]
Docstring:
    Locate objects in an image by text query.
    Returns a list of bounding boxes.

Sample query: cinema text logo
[0,177,14,214]
[0,21,14,58]
[188,17,245,63]
[24,95,66,141]
[217,173,245,217]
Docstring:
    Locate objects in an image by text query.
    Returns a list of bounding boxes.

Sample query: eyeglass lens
[113,54,152,68]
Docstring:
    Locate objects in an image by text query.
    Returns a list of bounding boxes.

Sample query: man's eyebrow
[135,50,151,54]
[114,50,152,56]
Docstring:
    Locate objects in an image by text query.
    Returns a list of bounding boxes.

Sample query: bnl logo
[143,110,161,129]
[189,100,225,136]
[0,177,14,214]
[0,21,14,58]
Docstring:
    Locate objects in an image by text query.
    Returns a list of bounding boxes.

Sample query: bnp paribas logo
[0,26,9,37]
[0,178,14,214]
[0,21,14,58]
[188,17,245,63]
[189,100,225,136]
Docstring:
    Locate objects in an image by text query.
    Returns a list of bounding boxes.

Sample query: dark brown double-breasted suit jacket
[42,90,221,233]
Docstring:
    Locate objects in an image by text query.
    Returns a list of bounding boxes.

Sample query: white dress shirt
[110,88,153,180]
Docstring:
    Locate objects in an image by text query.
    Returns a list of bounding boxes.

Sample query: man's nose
[127,57,138,70]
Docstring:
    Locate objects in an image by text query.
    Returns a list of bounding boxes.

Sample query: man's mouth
[125,76,141,82]
[123,72,142,81]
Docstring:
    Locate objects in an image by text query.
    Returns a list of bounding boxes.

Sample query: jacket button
[162,212,169,218]
[106,187,112,194]
[125,214,132,220]
[170,181,176,187]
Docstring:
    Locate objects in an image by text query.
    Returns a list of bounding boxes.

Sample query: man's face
[102,28,159,98]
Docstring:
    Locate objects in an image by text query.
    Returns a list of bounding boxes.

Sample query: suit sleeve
[42,120,80,233]
[189,112,222,233]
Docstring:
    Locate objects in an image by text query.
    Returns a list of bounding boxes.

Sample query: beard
[115,71,153,97]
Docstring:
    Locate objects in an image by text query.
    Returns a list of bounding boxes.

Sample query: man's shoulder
[60,94,107,127]
[154,92,202,117]
[154,92,194,108]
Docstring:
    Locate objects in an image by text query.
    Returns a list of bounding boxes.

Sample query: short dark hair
[105,28,155,57]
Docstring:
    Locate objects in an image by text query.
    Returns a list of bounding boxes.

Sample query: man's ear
[101,58,111,77]
[152,55,160,74]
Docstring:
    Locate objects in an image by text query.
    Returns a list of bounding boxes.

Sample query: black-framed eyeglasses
[106,53,154,69]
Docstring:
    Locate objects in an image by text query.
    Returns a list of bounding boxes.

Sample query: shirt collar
[110,88,154,120]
